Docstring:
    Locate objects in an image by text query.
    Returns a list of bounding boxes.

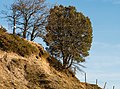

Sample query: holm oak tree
[44,5,92,69]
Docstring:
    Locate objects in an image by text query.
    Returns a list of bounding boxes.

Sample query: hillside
[0,28,102,89]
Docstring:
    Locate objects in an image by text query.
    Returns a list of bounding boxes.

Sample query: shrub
[0,26,7,33]
[0,32,39,57]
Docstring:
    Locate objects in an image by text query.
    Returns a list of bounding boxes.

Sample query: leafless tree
[1,3,20,34]
[2,0,48,41]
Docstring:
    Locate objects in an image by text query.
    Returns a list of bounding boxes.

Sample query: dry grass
[0,28,39,57]
[0,50,102,89]
[0,29,102,89]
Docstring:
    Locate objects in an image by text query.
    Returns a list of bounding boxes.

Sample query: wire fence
[77,72,116,89]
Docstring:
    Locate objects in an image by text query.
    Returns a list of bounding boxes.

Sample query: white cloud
[76,70,120,89]
[104,0,120,4]
[77,41,120,89]
[91,42,120,53]
[92,41,120,48]
[88,0,120,4]
[89,41,120,68]
[101,0,120,4]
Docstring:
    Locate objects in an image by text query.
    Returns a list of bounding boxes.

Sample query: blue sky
[0,0,120,89]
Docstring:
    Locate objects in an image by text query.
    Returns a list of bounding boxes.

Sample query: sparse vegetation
[0,28,39,57]
[0,26,6,33]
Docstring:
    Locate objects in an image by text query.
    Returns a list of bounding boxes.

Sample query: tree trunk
[23,30,26,38]
[13,14,16,34]
[30,28,36,41]
[13,27,16,35]
[66,58,73,69]
[23,19,28,39]
[62,57,67,69]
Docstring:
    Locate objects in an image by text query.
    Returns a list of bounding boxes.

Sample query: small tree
[44,5,93,69]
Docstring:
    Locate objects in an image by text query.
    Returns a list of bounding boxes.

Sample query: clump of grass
[0,28,39,57]
[0,26,6,33]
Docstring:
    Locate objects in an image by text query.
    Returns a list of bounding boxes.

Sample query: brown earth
[0,29,102,89]
[0,49,102,89]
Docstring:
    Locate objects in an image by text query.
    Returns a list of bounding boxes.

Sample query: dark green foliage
[44,5,93,69]
[0,30,39,57]
[47,56,63,70]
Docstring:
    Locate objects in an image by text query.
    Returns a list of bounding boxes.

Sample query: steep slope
[0,50,102,89]
[0,28,102,89]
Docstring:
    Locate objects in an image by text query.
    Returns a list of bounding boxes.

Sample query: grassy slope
[0,28,102,89]
[0,28,41,57]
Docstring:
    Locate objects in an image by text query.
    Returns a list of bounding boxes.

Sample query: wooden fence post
[84,73,87,89]
[96,79,98,89]
[103,82,107,89]
[85,73,86,83]
[113,86,115,89]
[96,79,98,85]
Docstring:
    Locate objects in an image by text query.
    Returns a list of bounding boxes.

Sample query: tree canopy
[44,5,93,69]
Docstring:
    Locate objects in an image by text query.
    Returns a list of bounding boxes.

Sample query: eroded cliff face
[0,29,101,89]
[0,50,101,89]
